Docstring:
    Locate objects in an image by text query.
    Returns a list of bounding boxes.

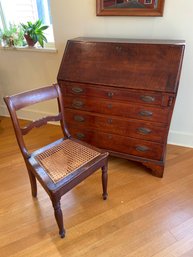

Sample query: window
[0,0,54,46]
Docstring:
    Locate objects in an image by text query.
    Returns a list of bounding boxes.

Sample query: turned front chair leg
[52,199,65,238]
[102,164,108,200]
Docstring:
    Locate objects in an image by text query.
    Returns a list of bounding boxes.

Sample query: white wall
[1,0,193,147]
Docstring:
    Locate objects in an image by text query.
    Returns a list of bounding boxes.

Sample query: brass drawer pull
[137,127,152,135]
[71,87,84,94]
[72,100,84,108]
[74,115,85,122]
[76,133,85,139]
[136,145,149,152]
[139,110,153,117]
[107,92,114,98]
[140,95,155,103]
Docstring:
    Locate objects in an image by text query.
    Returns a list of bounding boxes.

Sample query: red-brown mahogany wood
[57,37,185,177]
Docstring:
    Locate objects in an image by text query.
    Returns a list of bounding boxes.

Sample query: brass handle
[140,95,155,103]
[107,92,114,98]
[74,115,85,122]
[136,145,149,152]
[76,133,85,139]
[71,87,84,94]
[72,100,84,108]
[137,127,152,135]
[139,110,153,117]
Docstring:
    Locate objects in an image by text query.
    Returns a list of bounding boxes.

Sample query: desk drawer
[61,82,164,106]
[69,128,164,161]
[63,96,170,124]
[65,109,167,143]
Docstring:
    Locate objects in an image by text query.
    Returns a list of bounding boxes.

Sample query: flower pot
[24,34,37,47]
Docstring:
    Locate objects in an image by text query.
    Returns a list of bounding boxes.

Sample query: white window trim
[0,44,57,53]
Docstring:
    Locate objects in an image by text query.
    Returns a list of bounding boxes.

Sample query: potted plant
[21,20,49,47]
[0,24,24,47]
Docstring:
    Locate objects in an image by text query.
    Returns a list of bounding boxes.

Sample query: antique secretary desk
[57,37,185,177]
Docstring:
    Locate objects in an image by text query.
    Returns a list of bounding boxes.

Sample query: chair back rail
[7,86,59,111]
[21,114,62,135]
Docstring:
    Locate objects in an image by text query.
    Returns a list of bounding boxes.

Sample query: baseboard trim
[168,130,193,148]
[1,105,193,148]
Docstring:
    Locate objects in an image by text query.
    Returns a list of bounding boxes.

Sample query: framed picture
[96,0,165,16]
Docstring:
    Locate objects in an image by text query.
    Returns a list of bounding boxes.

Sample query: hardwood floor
[1,116,193,257]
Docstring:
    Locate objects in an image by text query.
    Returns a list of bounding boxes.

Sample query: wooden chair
[4,84,108,238]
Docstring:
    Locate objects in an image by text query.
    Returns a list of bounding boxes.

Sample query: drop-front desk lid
[57,37,185,93]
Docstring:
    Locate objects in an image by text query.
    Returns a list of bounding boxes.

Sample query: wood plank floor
[1,116,193,257]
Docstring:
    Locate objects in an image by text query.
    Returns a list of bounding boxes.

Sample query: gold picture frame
[96,0,165,16]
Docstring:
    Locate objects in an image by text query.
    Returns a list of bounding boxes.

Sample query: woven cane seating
[35,139,101,183]
[4,84,108,238]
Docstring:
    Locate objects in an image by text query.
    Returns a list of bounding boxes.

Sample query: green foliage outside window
[0,24,24,47]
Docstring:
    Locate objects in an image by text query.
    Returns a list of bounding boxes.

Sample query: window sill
[0,45,57,53]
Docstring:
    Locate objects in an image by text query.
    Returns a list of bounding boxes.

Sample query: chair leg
[52,199,65,238]
[27,168,37,197]
[102,164,108,200]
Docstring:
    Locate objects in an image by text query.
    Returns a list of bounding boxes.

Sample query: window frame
[0,0,55,49]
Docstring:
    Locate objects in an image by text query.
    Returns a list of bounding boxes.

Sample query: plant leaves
[20,19,49,47]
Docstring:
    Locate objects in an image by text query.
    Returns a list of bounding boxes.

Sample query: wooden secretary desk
[57,37,185,177]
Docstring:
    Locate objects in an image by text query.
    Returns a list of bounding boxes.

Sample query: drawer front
[64,109,168,143]
[69,128,164,161]
[61,82,164,106]
[63,96,170,124]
